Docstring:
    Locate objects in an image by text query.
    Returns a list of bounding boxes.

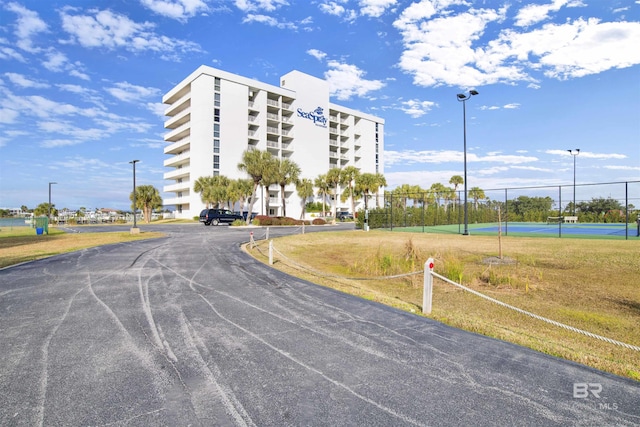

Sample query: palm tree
[339,166,360,215]
[314,174,331,216]
[130,185,162,223]
[210,175,230,208]
[228,178,254,216]
[430,183,447,206]
[326,168,342,221]
[274,158,301,217]
[469,186,486,210]
[296,178,314,220]
[355,173,378,211]
[449,175,464,210]
[238,149,274,223]
[194,176,216,207]
[374,172,387,208]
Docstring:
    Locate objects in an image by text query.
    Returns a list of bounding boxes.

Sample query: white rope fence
[249,232,640,352]
[423,259,640,352]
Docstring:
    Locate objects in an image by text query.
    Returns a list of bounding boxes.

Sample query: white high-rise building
[162,66,384,219]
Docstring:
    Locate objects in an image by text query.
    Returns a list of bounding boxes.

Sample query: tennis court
[387,222,640,239]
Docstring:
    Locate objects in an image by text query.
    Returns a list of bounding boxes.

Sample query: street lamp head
[469,90,479,96]
[457,94,466,100]
[130,159,140,164]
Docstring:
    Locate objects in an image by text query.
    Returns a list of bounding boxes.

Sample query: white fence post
[266,227,270,241]
[423,258,434,314]
[302,222,305,234]
[269,240,273,265]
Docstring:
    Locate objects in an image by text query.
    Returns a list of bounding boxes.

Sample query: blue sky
[1,0,639,212]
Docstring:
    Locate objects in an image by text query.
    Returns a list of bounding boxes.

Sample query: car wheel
[204,221,211,226]
[212,219,220,226]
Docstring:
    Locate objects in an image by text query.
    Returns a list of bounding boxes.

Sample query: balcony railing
[163,181,190,193]
[164,136,190,155]
[164,167,190,180]
[163,151,190,167]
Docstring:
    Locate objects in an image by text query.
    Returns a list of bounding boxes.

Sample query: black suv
[199,209,243,226]
[336,212,354,221]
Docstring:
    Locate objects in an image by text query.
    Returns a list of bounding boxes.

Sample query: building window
[214,139,220,154]
[214,108,220,122]
[214,93,220,107]
[213,155,220,170]
[214,123,220,138]
[214,77,221,91]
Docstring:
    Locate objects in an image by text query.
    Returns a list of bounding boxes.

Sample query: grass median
[245,229,640,381]
[0,226,164,268]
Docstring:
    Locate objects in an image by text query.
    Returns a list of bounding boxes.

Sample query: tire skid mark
[86,272,135,341]
[147,236,575,424]
[149,253,570,423]
[36,284,88,427]
[196,292,427,427]
[180,311,256,427]
[136,265,164,350]
[147,257,423,425]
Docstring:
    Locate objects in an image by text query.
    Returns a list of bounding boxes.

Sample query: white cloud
[59,8,202,60]
[514,0,586,27]
[242,14,297,29]
[545,149,627,159]
[140,0,209,21]
[307,49,327,61]
[4,73,49,89]
[359,0,397,18]
[234,0,289,12]
[4,2,48,53]
[0,45,27,62]
[400,99,437,118]
[385,149,538,166]
[104,82,161,103]
[324,61,385,100]
[393,2,640,88]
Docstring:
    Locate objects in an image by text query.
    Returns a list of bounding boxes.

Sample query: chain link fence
[357,181,640,239]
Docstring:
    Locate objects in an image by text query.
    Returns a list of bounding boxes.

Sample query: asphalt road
[1,224,638,426]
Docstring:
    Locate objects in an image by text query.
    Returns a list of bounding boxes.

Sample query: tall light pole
[130,160,140,233]
[568,149,580,216]
[48,182,57,222]
[457,90,479,236]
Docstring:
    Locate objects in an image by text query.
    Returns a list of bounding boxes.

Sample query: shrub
[312,218,326,225]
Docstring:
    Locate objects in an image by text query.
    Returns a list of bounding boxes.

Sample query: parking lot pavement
[1,224,638,426]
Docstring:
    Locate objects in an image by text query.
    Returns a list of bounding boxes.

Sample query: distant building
[162,66,385,219]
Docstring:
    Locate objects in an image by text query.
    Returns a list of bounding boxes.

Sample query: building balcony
[266,126,279,135]
[163,181,190,193]
[164,167,190,180]
[164,197,190,207]
[164,92,190,116]
[164,136,190,155]
[164,106,190,129]
[163,151,190,167]
[165,122,190,142]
